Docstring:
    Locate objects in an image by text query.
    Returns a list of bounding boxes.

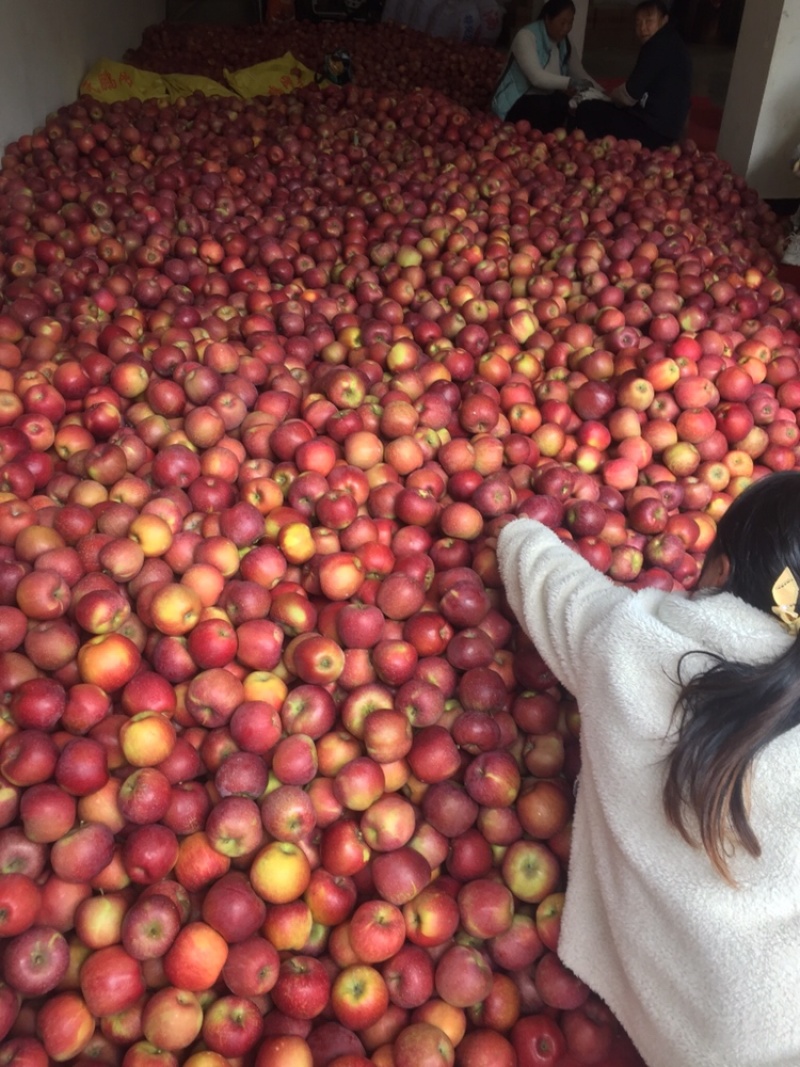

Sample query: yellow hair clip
[772,566,800,636]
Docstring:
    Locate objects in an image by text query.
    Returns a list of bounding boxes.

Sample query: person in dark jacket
[574,0,692,149]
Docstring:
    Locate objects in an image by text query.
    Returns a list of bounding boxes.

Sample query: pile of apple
[0,62,798,1067]
[124,19,505,112]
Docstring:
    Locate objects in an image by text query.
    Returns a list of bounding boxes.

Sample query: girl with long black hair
[498,471,800,1067]
[491,0,598,132]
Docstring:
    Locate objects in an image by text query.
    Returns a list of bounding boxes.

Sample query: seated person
[574,0,692,149]
[492,0,598,133]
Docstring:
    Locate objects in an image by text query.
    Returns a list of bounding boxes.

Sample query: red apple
[3,925,69,995]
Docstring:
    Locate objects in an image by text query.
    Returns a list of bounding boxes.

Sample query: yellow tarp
[162,73,239,101]
[80,60,168,103]
[223,53,317,99]
[80,53,317,104]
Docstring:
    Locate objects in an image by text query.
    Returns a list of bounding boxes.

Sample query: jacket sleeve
[512,27,571,92]
[625,36,662,102]
[497,517,632,697]
[566,50,600,90]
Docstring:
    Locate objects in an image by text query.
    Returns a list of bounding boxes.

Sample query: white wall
[717,0,800,199]
[0,0,166,150]
[572,0,589,57]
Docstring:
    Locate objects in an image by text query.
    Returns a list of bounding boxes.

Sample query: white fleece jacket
[497,518,800,1067]
[511,26,595,95]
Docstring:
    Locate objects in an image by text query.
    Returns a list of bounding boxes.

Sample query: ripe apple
[455,1029,516,1067]
[360,793,417,852]
[0,872,41,937]
[254,1035,313,1067]
[434,944,493,1008]
[50,822,115,883]
[393,1022,455,1067]
[561,994,616,1064]
[511,1014,567,1067]
[201,870,267,943]
[501,840,561,903]
[141,987,204,1052]
[517,779,572,840]
[271,956,331,1020]
[163,921,229,992]
[201,994,264,1058]
[250,840,311,904]
[79,944,145,1018]
[535,892,565,952]
[73,890,130,950]
[382,944,435,1009]
[331,963,390,1031]
[348,899,407,963]
[261,784,317,843]
[122,823,180,886]
[222,934,280,998]
[371,845,431,905]
[457,878,515,939]
[3,925,69,995]
[534,951,590,1010]
[173,831,231,893]
[205,795,263,858]
[121,893,182,960]
[35,991,94,1062]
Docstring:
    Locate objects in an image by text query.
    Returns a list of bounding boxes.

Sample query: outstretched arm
[567,50,603,92]
[616,36,663,106]
[610,83,637,107]
[497,518,631,696]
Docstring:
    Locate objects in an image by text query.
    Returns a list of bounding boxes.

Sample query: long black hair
[664,472,800,882]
